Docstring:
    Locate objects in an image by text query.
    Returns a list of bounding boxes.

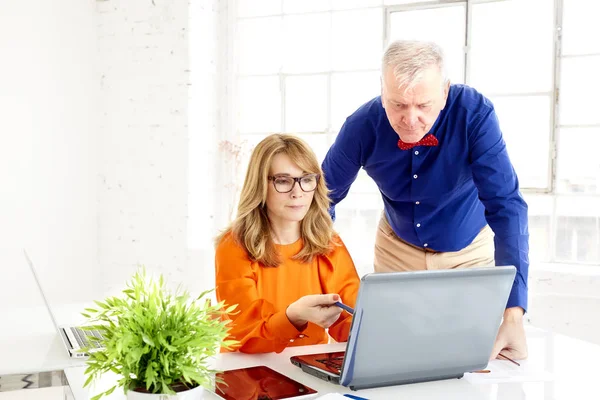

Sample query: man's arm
[321,120,364,219]
[469,105,530,360]
[469,106,529,312]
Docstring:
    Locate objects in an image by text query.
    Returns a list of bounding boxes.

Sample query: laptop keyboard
[316,356,344,373]
[71,327,104,349]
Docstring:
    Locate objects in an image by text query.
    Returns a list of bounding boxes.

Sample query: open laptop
[291,266,516,391]
[23,249,105,358]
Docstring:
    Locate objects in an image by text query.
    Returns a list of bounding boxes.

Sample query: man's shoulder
[345,96,383,127]
[445,85,502,142]
[448,84,494,114]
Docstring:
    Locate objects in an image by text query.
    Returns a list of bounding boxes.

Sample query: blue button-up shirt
[322,84,529,311]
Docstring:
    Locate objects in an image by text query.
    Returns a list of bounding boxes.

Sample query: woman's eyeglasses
[268,174,320,193]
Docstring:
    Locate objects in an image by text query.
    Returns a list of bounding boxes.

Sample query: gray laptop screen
[341,266,516,389]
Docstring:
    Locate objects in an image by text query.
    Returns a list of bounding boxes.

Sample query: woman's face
[265,153,317,227]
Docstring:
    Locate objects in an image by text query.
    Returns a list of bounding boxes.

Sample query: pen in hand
[334,301,354,314]
[498,353,521,366]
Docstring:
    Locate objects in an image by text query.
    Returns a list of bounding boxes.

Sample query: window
[388,4,466,83]
[231,1,384,272]
[554,0,600,263]
[220,0,600,266]
[470,0,554,191]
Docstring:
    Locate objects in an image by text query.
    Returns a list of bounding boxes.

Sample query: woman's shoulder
[323,234,351,260]
[330,233,348,247]
[316,234,357,276]
[215,229,233,248]
[215,230,248,259]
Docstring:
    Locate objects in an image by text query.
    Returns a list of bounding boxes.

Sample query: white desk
[1,305,88,376]
[61,325,600,400]
[3,302,599,400]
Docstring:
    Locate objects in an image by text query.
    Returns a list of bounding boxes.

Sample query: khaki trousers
[374,213,495,272]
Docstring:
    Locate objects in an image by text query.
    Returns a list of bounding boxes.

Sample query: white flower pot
[126,385,204,400]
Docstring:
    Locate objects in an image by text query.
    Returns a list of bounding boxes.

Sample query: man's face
[381,65,450,143]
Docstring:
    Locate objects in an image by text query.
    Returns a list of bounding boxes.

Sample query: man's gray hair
[382,40,448,90]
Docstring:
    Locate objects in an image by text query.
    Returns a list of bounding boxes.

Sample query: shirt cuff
[266,310,306,342]
[506,280,528,313]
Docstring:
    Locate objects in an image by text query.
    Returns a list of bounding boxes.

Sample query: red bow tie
[397,134,439,150]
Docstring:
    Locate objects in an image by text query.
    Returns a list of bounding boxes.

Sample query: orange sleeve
[215,233,303,353]
[321,236,361,343]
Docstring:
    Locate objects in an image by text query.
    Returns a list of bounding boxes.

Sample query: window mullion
[464,0,473,84]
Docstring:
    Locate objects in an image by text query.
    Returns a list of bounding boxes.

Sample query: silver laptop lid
[340,266,516,390]
[23,249,62,332]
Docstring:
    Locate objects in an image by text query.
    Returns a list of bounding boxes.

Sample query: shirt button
[298,334,305,338]
[416,223,421,228]
[423,243,428,247]
[289,339,295,342]
[414,150,419,155]
[413,174,418,179]
[415,201,420,205]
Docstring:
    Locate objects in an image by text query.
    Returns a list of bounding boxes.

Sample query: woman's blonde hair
[216,134,334,267]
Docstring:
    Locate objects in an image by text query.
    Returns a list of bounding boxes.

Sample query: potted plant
[81,268,238,400]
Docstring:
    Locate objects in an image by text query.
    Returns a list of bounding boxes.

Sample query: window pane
[490,95,552,189]
[559,56,600,126]
[562,0,600,55]
[470,0,554,94]
[332,0,382,10]
[282,13,331,73]
[557,128,600,194]
[296,133,330,163]
[236,17,282,75]
[524,194,552,263]
[237,77,281,133]
[326,166,381,196]
[284,75,328,133]
[331,9,383,70]
[388,6,466,84]
[237,0,281,18]
[555,197,600,264]
[283,0,331,14]
[334,192,384,276]
[331,71,380,130]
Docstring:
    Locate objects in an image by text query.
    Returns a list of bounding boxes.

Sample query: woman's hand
[286,294,343,330]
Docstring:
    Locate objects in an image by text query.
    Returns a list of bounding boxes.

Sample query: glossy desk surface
[3,304,598,399]
[66,326,597,400]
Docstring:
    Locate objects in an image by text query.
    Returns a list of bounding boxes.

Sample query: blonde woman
[215,134,360,354]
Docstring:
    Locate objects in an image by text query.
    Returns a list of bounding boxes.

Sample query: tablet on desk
[214,365,318,400]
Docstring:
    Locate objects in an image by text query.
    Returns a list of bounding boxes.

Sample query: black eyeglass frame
[267,173,320,193]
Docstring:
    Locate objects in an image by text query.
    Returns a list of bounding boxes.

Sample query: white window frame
[214,0,600,265]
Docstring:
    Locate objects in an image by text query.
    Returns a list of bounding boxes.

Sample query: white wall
[0,0,224,309]
[188,0,227,294]
[96,0,224,295]
[96,0,190,292]
[0,0,99,307]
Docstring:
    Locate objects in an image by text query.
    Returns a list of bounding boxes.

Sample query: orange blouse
[215,232,360,354]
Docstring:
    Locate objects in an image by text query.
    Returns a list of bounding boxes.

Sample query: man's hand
[490,307,528,360]
[286,294,343,330]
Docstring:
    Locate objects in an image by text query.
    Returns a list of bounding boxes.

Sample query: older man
[322,40,529,361]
